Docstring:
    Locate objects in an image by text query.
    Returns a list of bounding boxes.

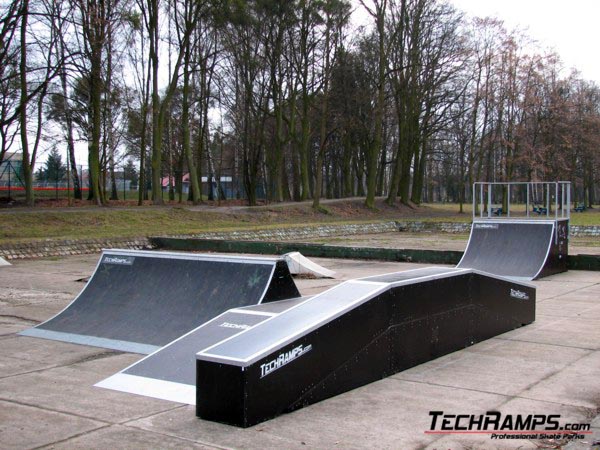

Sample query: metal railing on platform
[473,181,571,221]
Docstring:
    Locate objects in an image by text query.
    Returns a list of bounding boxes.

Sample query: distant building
[0,153,23,185]
[161,173,235,198]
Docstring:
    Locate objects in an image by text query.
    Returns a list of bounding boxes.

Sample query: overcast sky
[449,0,600,83]
[353,1,599,83]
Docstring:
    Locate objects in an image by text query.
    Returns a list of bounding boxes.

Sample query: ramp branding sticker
[219,322,251,330]
[260,344,313,378]
[510,289,529,300]
[103,256,135,266]
[474,223,499,230]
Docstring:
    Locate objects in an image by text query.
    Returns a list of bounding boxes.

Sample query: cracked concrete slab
[500,315,600,350]
[519,351,600,409]
[41,424,214,449]
[0,400,104,449]
[0,317,36,336]
[129,379,507,449]
[392,339,591,397]
[127,405,314,450]
[536,298,600,319]
[0,352,181,424]
[0,299,75,324]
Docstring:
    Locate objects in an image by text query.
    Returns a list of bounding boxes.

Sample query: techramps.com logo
[425,411,592,442]
[510,288,529,300]
[102,256,134,266]
[260,344,312,378]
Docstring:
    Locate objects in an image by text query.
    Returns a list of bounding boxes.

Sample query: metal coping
[102,248,282,265]
[196,267,473,367]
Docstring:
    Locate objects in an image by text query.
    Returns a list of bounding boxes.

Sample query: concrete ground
[1,253,599,449]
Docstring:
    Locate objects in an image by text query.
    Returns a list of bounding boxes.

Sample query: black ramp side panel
[21,250,299,353]
[457,220,555,280]
[541,219,569,278]
[262,260,302,302]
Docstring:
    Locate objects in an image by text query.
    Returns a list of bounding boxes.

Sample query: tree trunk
[19,0,33,207]
[89,39,104,206]
[182,44,200,204]
[59,34,81,199]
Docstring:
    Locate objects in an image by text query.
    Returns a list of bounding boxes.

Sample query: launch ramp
[195,267,535,427]
[96,297,307,404]
[20,249,300,353]
[284,252,336,278]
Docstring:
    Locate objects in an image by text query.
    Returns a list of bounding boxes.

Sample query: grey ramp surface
[360,266,461,283]
[239,296,308,314]
[197,268,467,366]
[21,250,299,353]
[96,298,306,404]
[457,220,554,280]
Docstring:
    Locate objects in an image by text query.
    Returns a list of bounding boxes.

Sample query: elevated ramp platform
[20,250,300,353]
[195,267,535,427]
[457,219,568,280]
[0,256,10,266]
[96,297,307,404]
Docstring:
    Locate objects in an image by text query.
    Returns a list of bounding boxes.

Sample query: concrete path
[1,254,599,449]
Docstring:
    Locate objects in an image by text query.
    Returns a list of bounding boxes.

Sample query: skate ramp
[284,252,335,278]
[195,267,535,427]
[96,297,308,404]
[20,249,300,353]
[457,219,568,280]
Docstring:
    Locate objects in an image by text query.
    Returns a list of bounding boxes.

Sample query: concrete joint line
[29,424,112,450]
[122,422,232,450]
[0,396,114,425]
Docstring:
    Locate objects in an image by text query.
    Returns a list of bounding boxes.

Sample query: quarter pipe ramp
[20,249,300,353]
[457,219,568,280]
